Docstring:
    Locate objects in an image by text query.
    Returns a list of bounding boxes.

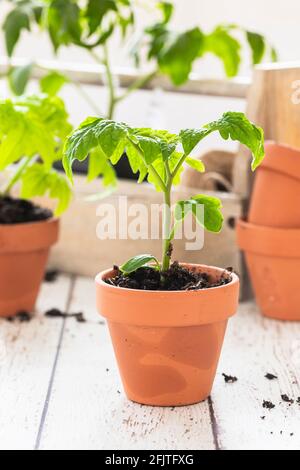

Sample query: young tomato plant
[63,111,264,273]
[2,1,276,119]
[0,94,73,215]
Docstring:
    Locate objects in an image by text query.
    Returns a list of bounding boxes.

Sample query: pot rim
[0,216,58,229]
[259,141,300,182]
[237,219,300,258]
[95,262,239,295]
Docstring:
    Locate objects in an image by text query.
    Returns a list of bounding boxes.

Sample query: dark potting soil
[105,262,233,291]
[222,373,238,384]
[44,270,60,283]
[45,308,87,323]
[281,394,294,404]
[0,196,52,224]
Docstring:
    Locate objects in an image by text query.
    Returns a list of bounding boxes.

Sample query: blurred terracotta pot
[249,142,300,228]
[237,220,300,321]
[0,219,59,318]
[96,264,239,407]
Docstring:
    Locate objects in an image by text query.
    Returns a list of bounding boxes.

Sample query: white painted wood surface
[1,275,300,450]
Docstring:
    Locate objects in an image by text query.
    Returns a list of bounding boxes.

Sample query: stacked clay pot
[237,142,300,321]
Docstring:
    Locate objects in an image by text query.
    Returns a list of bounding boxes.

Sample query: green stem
[1,156,31,196]
[115,70,157,104]
[162,184,172,272]
[103,44,116,119]
[172,153,187,179]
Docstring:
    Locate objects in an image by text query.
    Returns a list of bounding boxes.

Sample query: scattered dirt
[222,373,238,384]
[44,270,59,283]
[281,394,294,404]
[45,308,87,323]
[263,400,275,410]
[261,416,266,420]
[6,311,32,322]
[265,373,278,381]
[106,262,232,291]
[297,397,300,404]
[0,196,52,224]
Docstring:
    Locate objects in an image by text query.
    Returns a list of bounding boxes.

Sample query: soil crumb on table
[222,373,238,384]
[44,270,59,283]
[263,400,275,410]
[265,373,278,381]
[0,196,52,224]
[281,394,294,404]
[45,308,86,323]
[106,262,232,291]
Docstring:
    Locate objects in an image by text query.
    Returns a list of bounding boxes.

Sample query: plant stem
[103,44,116,119]
[1,156,31,196]
[72,80,104,116]
[115,70,157,103]
[161,184,172,272]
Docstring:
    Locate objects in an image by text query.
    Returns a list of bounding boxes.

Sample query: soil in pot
[0,196,52,224]
[96,264,239,407]
[105,262,232,291]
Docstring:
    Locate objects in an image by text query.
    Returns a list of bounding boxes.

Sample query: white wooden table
[0,273,299,450]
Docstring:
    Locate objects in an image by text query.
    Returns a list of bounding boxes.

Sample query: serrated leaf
[175,195,223,233]
[120,254,160,274]
[87,146,117,187]
[9,63,34,96]
[21,163,72,216]
[40,71,69,96]
[180,112,265,170]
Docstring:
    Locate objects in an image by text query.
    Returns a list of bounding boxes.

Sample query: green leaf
[21,163,72,216]
[0,94,72,172]
[179,128,210,155]
[120,254,160,275]
[156,27,204,85]
[185,157,205,173]
[203,26,241,77]
[271,47,278,62]
[3,7,31,56]
[158,2,174,23]
[9,63,34,96]
[47,0,82,51]
[175,195,223,233]
[40,71,69,95]
[87,146,117,187]
[126,141,148,182]
[85,0,117,35]
[180,112,265,170]
[246,32,266,65]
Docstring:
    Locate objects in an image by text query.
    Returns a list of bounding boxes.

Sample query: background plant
[0,93,73,215]
[63,111,264,272]
[2,0,277,119]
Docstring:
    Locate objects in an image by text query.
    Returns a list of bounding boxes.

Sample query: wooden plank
[0,56,250,98]
[0,275,73,450]
[39,277,215,450]
[211,301,300,450]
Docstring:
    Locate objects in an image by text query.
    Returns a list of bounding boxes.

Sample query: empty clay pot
[0,218,59,317]
[237,220,300,321]
[248,142,300,228]
[96,264,239,407]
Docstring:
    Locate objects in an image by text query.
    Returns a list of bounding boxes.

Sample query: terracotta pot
[249,142,300,228]
[96,264,239,407]
[0,218,59,318]
[237,220,300,321]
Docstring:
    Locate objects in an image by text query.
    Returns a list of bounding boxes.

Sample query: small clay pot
[0,218,59,318]
[96,264,239,407]
[237,219,300,321]
[249,142,300,228]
